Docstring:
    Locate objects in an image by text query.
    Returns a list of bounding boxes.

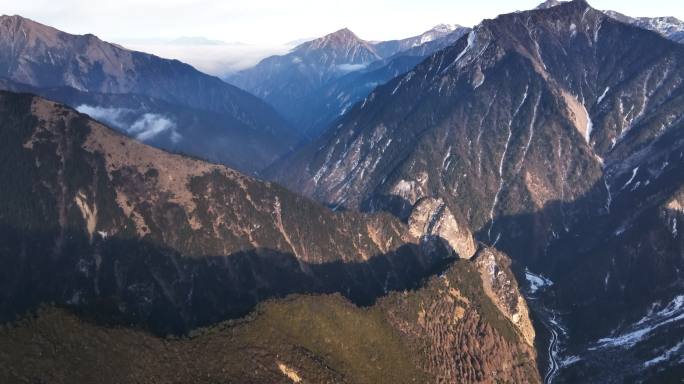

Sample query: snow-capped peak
[536,0,564,9]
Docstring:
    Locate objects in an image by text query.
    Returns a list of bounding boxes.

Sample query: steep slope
[0,90,540,383]
[227,28,382,124]
[0,15,297,173]
[0,78,291,173]
[0,90,461,335]
[272,1,684,380]
[0,255,539,384]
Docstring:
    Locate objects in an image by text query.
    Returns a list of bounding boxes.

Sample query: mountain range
[0,0,683,383]
[227,24,470,137]
[271,1,684,381]
[0,14,298,173]
[0,90,537,382]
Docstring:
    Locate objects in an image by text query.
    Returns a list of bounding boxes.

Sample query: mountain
[291,26,471,138]
[603,11,684,43]
[271,1,684,381]
[227,25,469,136]
[537,0,684,43]
[372,24,465,57]
[0,15,298,173]
[227,28,382,123]
[1,250,539,383]
[0,90,539,382]
[535,0,562,9]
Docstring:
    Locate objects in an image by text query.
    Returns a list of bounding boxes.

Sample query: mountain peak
[430,24,461,33]
[321,27,362,43]
[296,27,379,59]
[536,0,563,9]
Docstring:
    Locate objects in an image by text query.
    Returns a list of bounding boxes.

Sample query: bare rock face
[408,197,477,259]
[474,248,536,347]
[660,187,684,239]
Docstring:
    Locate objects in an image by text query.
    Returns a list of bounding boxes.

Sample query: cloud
[76,104,131,127]
[76,105,181,143]
[118,41,292,77]
[129,113,180,142]
[336,63,369,73]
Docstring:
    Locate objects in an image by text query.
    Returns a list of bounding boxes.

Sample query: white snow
[477,95,497,175]
[455,31,476,63]
[391,71,415,95]
[621,167,639,191]
[592,295,684,350]
[584,105,593,143]
[519,93,541,170]
[441,30,476,74]
[441,146,452,172]
[603,176,612,214]
[488,87,527,242]
[525,268,554,293]
[671,217,678,238]
[597,87,610,104]
[560,355,581,368]
[644,340,684,367]
[473,74,485,89]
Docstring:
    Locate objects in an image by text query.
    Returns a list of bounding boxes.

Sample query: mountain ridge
[270,1,684,380]
[0,14,299,174]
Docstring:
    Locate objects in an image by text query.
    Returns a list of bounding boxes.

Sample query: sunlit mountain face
[0,1,683,383]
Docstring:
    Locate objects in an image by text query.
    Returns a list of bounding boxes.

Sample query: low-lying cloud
[76,105,181,143]
[117,41,294,78]
[76,104,130,128]
[129,113,180,142]
[336,63,369,73]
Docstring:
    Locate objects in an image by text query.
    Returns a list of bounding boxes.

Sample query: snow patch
[456,31,476,63]
[560,355,581,368]
[584,105,593,143]
[597,87,610,104]
[525,268,554,293]
[473,74,485,89]
[592,295,684,350]
[644,340,684,367]
[620,167,639,191]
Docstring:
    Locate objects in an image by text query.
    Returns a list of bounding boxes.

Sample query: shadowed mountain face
[0,255,540,384]
[271,0,684,380]
[0,90,540,382]
[0,15,298,174]
[0,91,430,332]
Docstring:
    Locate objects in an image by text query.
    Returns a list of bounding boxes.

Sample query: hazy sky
[2,0,682,76]
[2,0,682,44]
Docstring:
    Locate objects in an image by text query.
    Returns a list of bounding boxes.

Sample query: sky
[1,0,682,75]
